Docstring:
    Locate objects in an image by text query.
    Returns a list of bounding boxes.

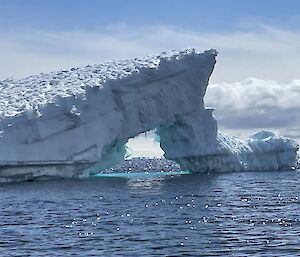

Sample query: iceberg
[0,49,298,182]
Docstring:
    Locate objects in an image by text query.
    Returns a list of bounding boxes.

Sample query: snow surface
[0,48,298,182]
[0,49,197,119]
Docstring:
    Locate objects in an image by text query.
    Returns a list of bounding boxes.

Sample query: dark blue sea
[1,169,300,256]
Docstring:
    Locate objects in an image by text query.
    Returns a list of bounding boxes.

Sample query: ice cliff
[0,49,298,182]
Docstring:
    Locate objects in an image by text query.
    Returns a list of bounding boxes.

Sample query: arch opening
[125,129,164,159]
[96,129,185,176]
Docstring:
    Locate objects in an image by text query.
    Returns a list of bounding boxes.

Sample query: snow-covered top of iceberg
[0,48,217,120]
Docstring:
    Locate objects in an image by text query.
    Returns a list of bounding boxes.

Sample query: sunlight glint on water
[1,169,300,256]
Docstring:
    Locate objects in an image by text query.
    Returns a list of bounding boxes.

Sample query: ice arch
[0,49,298,182]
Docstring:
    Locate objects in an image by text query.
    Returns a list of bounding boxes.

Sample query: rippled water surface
[1,170,300,256]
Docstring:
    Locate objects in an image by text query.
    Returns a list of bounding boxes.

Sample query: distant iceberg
[0,49,298,182]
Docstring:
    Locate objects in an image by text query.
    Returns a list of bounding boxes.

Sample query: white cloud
[205,78,300,141]
[1,25,300,83]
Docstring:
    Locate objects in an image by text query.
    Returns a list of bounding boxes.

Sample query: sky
[0,0,299,149]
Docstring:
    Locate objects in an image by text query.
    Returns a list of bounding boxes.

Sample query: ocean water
[1,170,300,256]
